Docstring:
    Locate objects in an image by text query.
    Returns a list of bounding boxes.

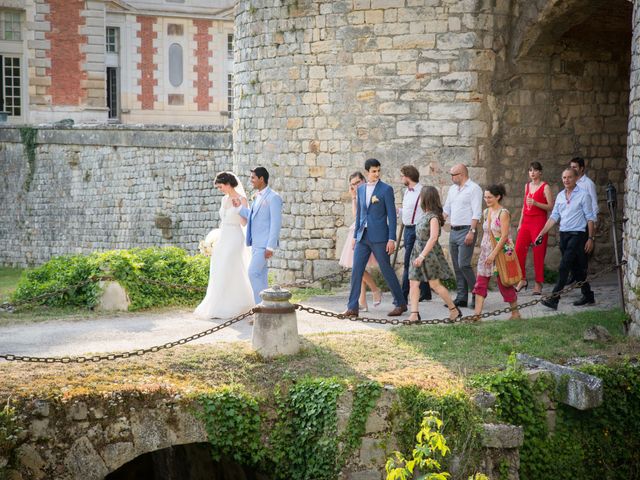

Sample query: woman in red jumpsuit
[514,162,554,295]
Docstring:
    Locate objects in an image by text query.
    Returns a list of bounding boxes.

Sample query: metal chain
[0,309,255,363]
[279,269,349,289]
[296,261,624,326]
[0,261,625,363]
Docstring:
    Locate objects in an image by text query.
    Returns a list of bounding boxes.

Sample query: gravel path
[0,274,622,358]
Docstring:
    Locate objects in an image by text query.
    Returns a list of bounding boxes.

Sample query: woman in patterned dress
[338,171,382,311]
[472,184,521,320]
[408,186,461,322]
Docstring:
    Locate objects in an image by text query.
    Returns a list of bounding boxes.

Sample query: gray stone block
[480,423,524,449]
[517,353,603,410]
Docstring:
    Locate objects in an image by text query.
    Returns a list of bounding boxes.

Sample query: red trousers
[515,215,548,283]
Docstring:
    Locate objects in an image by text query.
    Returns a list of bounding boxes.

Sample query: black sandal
[449,306,462,320]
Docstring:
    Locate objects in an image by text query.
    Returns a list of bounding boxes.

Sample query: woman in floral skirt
[472,184,521,320]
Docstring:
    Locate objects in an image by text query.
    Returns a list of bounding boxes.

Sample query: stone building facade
[0,0,234,125]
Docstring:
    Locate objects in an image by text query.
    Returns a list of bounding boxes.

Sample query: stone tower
[233,0,632,293]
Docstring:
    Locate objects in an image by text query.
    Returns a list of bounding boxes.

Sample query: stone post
[251,286,300,359]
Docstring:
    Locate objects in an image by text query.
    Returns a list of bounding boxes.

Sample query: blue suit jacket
[240,187,283,249]
[354,181,397,243]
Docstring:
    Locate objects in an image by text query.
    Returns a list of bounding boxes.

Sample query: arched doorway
[491,0,632,265]
[105,443,270,480]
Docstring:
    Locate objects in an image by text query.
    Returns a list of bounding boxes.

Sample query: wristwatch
[588,236,595,240]
[470,228,477,233]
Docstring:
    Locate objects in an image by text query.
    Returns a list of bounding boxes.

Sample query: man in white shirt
[570,157,598,220]
[443,164,483,309]
[569,156,599,282]
[399,165,432,303]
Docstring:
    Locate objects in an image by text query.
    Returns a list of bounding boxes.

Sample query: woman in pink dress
[339,172,382,311]
[514,162,553,295]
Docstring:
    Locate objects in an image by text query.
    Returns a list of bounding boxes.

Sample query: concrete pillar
[251,286,300,359]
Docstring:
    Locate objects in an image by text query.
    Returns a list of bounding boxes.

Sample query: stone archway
[490,0,632,266]
[105,443,269,480]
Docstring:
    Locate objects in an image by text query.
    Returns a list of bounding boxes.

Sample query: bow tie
[408,187,414,192]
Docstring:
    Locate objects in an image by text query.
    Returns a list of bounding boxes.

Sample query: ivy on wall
[18,127,37,192]
[476,359,640,480]
[197,378,381,480]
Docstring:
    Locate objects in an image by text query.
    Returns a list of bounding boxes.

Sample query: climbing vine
[0,401,22,480]
[19,126,37,192]
[336,380,382,470]
[197,388,265,467]
[196,378,382,480]
[474,357,640,479]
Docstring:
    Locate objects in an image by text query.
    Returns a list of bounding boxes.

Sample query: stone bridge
[2,387,524,480]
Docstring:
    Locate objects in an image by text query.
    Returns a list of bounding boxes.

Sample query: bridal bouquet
[198,229,220,257]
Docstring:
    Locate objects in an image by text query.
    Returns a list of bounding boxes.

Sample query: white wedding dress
[194,195,255,319]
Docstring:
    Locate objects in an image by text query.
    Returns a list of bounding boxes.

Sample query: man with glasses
[443,164,483,309]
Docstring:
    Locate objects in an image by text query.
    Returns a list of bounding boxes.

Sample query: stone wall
[490,0,631,257]
[625,0,640,337]
[1,388,522,480]
[0,125,232,266]
[233,0,499,282]
[233,0,631,283]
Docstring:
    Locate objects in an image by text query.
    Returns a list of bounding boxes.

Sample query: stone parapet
[0,125,232,266]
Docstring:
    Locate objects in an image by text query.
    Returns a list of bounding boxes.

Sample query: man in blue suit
[237,166,283,304]
[342,158,407,317]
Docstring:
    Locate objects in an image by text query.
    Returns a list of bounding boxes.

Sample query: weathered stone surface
[130,409,178,454]
[517,353,603,410]
[583,325,612,343]
[97,281,131,311]
[480,423,524,449]
[16,444,46,480]
[252,287,300,359]
[101,442,135,471]
[364,412,387,434]
[64,436,109,480]
[359,437,386,465]
[347,469,383,480]
[472,390,497,410]
[69,401,88,421]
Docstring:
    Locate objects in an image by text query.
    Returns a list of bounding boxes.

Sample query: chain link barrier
[0,260,625,364]
[296,261,624,326]
[0,309,254,364]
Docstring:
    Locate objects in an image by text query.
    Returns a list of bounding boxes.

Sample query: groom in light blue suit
[238,166,283,303]
[342,158,407,317]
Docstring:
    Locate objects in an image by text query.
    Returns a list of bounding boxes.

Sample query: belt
[404,224,415,228]
[451,225,470,231]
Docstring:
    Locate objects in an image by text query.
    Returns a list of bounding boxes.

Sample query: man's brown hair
[400,165,419,183]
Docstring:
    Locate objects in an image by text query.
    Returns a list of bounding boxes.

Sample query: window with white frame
[0,10,22,41]
[106,27,119,53]
[227,73,233,116]
[0,55,22,116]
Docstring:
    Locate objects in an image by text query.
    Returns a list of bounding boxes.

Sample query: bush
[11,247,209,311]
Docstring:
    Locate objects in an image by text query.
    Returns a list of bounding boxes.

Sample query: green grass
[290,287,333,303]
[393,309,632,374]
[0,267,24,302]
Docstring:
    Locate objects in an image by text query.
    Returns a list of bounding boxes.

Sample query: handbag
[487,209,522,287]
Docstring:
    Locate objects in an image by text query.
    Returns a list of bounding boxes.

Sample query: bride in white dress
[194,172,255,319]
